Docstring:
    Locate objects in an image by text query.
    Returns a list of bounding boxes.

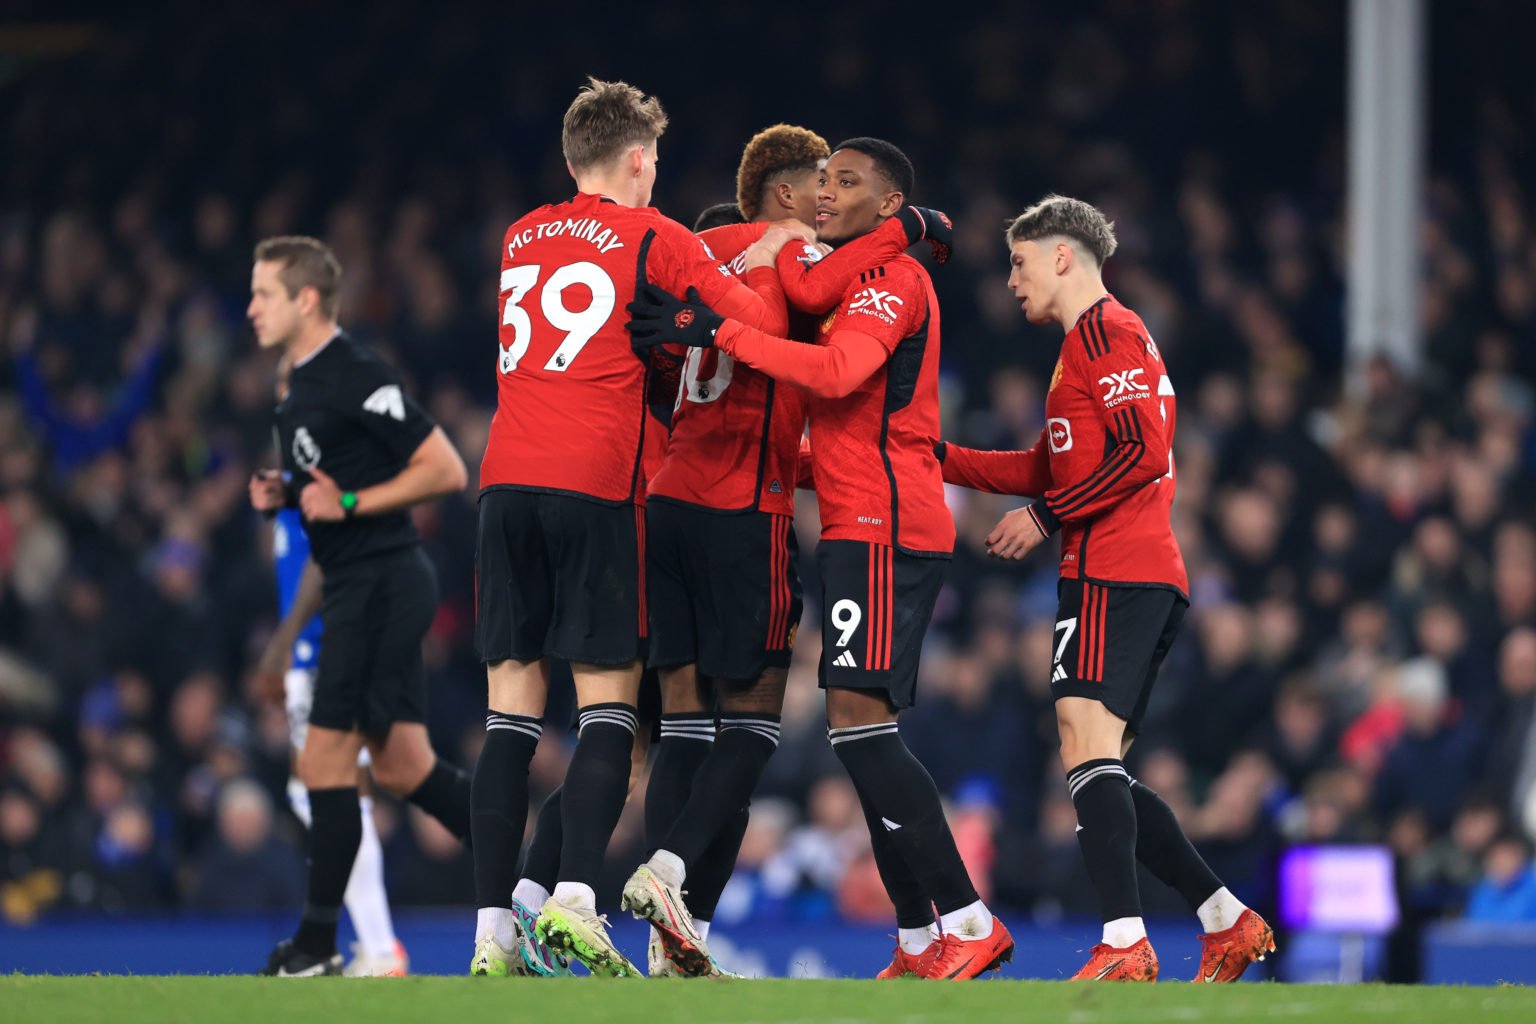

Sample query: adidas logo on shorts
[833,651,858,669]
[1053,664,1067,682]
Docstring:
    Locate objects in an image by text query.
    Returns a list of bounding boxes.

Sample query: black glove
[894,205,954,265]
[933,440,947,464]
[626,283,724,349]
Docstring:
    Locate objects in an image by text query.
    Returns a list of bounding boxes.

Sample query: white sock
[1103,916,1147,948]
[938,899,993,939]
[899,924,939,955]
[344,796,399,959]
[513,878,550,912]
[552,881,596,911]
[1196,887,1247,934]
[695,919,711,940]
[477,906,516,949]
[649,849,686,888]
[287,777,311,828]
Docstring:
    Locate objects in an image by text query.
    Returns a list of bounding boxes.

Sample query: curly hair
[736,124,830,221]
[1005,194,1118,266]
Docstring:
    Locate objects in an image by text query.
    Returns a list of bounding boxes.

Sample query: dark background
[2,0,1536,977]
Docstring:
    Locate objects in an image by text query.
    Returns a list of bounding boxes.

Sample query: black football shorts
[311,545,437,737]
[646,500,802,681]
[475,487,643,666]
[815,539,947,710]
[1050,577,1187,736]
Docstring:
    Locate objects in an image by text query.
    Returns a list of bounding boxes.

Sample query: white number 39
[498,262,616,374]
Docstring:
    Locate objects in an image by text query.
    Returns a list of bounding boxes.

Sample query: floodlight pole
[1346,0,1426,395]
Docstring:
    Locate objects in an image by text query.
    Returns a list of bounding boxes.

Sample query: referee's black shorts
[311,545,438,737]
[1049,577,1187,736]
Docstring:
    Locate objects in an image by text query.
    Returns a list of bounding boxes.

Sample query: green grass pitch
[6,976,1536,1024]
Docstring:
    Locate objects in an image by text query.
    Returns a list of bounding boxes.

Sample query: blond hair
[561,76,669,172]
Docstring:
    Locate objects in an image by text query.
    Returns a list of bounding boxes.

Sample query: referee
[247,236,472,977]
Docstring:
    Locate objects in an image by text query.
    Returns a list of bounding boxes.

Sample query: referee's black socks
[557,703,638,892]
[1067,758,1143,924]
[471,712,543,909]
[294,786,362,958]
[407,758,473,843]
[830,723,979,917]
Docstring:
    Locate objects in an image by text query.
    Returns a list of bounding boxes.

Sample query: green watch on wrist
[340,491,359,519]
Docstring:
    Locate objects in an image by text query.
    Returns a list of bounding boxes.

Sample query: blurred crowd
[3,0,1536,976]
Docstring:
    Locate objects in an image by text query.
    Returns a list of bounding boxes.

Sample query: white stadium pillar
[1347,0,1426,392]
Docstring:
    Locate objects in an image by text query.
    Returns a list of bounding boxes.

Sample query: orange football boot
[876,941,939,979]
[1071,936,1159,981]
[1194,909,1275,983]
[920,917,1014,980]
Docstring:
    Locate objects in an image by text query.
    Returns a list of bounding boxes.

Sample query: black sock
[645,712,714,853]
[853,776,936,929]
[294,786,361,958]
[520,786,563,893]
[1130,777,1223,911]
[472,713,542,908]
[685,806,749,922]
[1068,758,1142,924]
[557,703,638,888]
[830,723,977,917]
[662,714,779,867]
[407,759,472,843]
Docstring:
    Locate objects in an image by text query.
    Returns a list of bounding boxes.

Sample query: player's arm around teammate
[624,126,832,978]
[632,140,1012,982]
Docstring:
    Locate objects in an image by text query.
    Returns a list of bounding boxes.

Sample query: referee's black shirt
[276,332,436,568]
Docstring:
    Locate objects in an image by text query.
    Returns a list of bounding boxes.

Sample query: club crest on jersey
[292,427,321,471]
[675,308,696,330]
[1048,417,1073,453]
[847,286,903,322]
[1049,357,1065,392]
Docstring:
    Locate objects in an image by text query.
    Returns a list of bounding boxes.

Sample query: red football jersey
[805,256,953,555]
[648,222,809,515]
[941,295,1188,593]
[480,193,786,502]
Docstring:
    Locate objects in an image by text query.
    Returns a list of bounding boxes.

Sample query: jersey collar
[293,328,343,369]
[1068,294,1111,333]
